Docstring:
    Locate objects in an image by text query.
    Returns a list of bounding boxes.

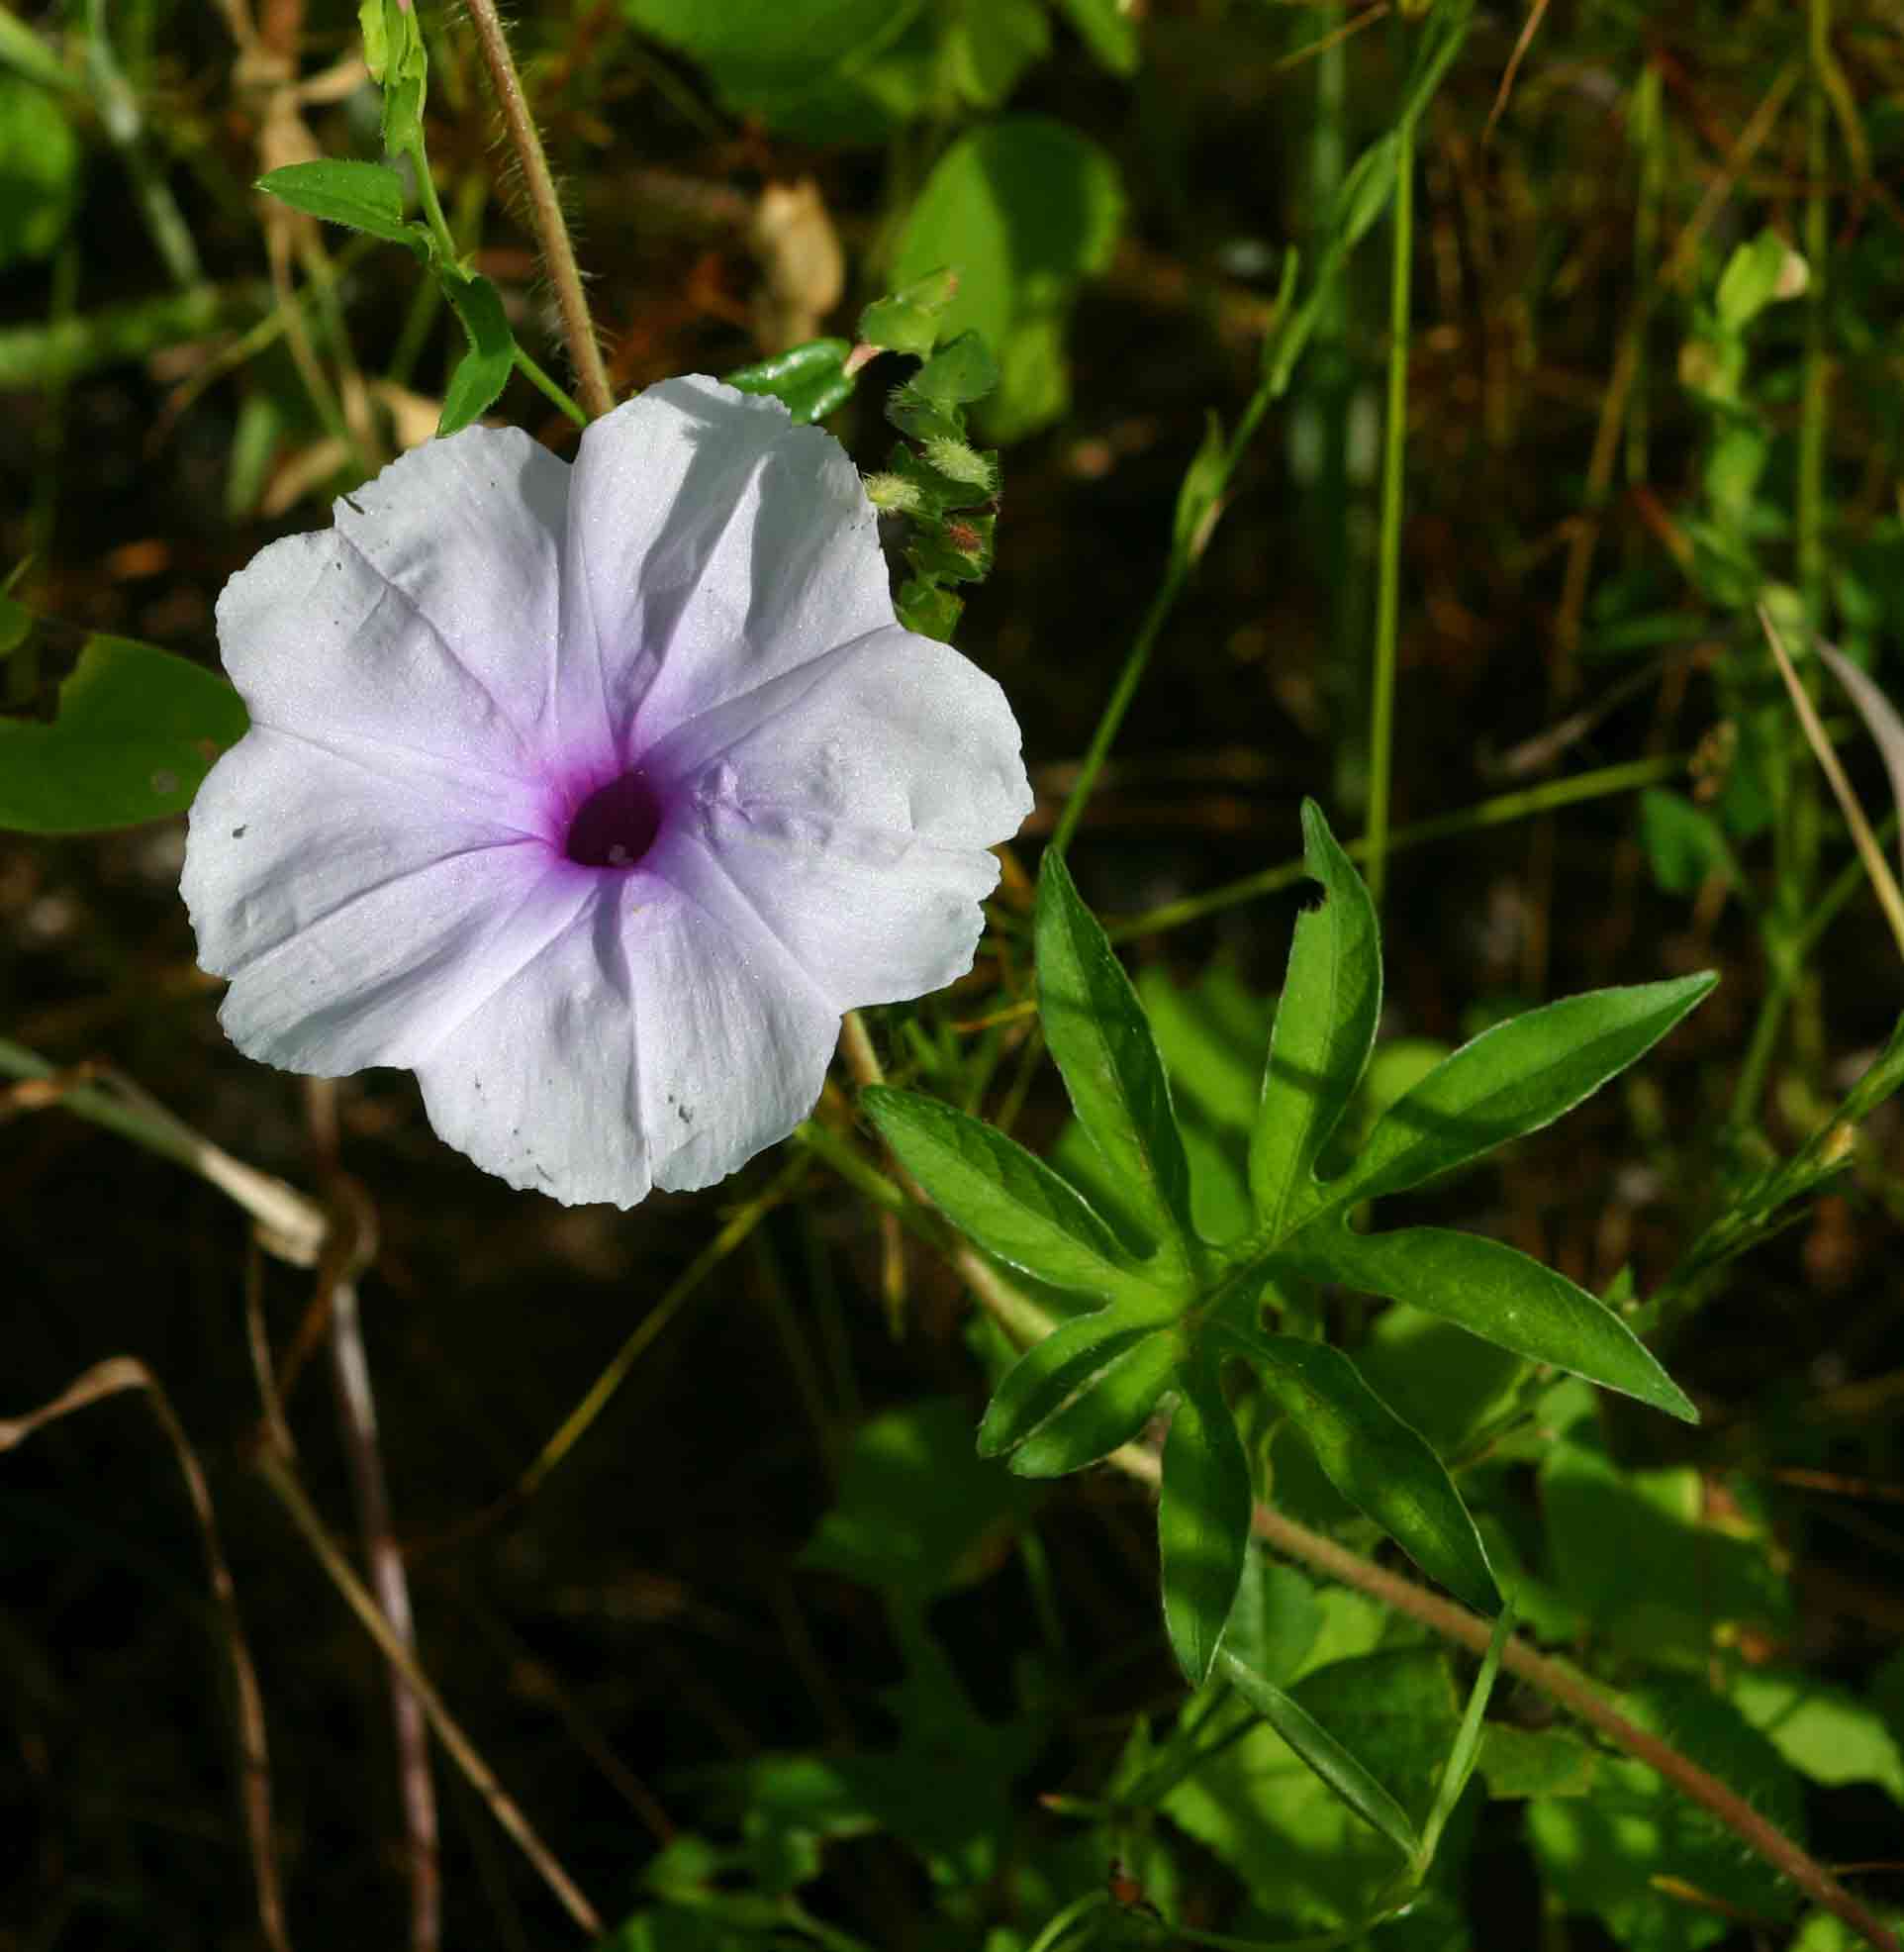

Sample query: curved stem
[461,0,614,419]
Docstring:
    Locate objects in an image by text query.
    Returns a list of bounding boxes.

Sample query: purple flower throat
[562,767,664,870]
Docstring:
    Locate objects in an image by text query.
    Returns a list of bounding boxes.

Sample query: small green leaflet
[254,160,425,252]
[726,338,855,425]
[438,270,515,437]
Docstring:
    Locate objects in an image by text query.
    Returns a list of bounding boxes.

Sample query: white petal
[652,625,1034,849]
[217,426,578,785]
[562,376,896,755]
[689,799,1001,1011]
[195,749,590,1074]
[184,727,547,978]
[413,865,840,1207]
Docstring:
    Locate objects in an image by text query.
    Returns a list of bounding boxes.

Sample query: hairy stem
[461,0,614,419]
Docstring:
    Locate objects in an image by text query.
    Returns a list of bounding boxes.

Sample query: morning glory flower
[182,376,1032,1207]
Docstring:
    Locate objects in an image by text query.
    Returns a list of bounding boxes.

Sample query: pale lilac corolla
[181,377,1032,1207]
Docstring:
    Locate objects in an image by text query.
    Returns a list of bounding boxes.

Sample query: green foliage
[874,802,1708,1688]
[254,160,426,252]
[0,73,79,269]
[0,631,247,832]
[437,268,516,436]
[1527,1679,1806,1952]
[725,339,855,424]
[890,118,1121,439]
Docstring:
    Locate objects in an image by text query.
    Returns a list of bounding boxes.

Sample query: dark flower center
[565,770,663,869]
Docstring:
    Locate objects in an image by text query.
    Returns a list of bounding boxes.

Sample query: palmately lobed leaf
[978,1309,1166,1459]
[1158,1357,1254,1686]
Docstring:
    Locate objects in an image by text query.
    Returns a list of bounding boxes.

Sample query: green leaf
[1640,788,1738,897]
[1218,1650,1420,1859]
[1220,1325,1498,1613]
[0,635,247,832]
[1053,0,1138,73]
[0,12,77,93]
[361,0,428,154]
[1295,1222,1696,1422]
[895,577,961,641]
[254,160,423,249]
[891,117,1121,439]
[910,330,999,409]
[1527,1678,1804,1952]
[800,1398,1043,1606]
[0,72,79,269]
[979,1308,1162,1458]
[1037,848,1192,1253]
[1158,1358,1253,1686]
[1171,411,1227,570]
[1009,1328,1178,1477]
[858,267,960,359]
[437,270,515,437]
[862,1085,1143,1295]
[1250,799,1381,1236]
[1540,1435,1790,1661]
[1478,1725,1598,1800]
[726,339,855,424]
[1163,1649,1464,1930]
[1716,229,1800,333]
[1729,1670,1904,1805]
[1319,973,1717,1212]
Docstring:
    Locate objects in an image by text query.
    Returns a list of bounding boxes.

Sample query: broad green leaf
[1221,1556,1322,1691]
[1054,0,1138,73]
[944,0,1047,106]
[1037,848,1192,1252]
[1641,787,1737,896]
[1527,1678,1804,1952]
[1251,800,1381,1235]
[623,0,930,139]
[1138,960,1272,1133]
[1295,1222,1696,1422]
[1351,1301,1525,1456]
[891,118,1121,439]
[799,1398,1042,1606]
[438,270,515,437]
[1159,1358,1252,1685]
[1221,1325,1497,1613]
[1318,973,1716,1213]
[0,635,247,832]
[1730,1670,1904,1805]
[979,1308,1159,1457]
[0,72,78,268]
[864,1086,1142,1295]
[1164,1649,1464,1930]
[725,340,850,423]
[254,160,423,250]
[1477,1725,1598,1800]
[1009,1328,1178,1477]
[1540,1435,1790,1661]
[1218,1650,1419,1859]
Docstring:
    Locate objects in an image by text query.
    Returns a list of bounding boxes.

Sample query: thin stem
[1108,752,1684,940]
[257,1450,605,1939]
[1050,558,1190,857]
[1798,0,1831,624]
[1366,109,1414,910]
[461,0,614,419]
[513,344,589,428]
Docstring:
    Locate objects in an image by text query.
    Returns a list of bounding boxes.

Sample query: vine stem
[830,1026,1897,1952]
[460,0,614,419]
[1365,105,1415,910]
